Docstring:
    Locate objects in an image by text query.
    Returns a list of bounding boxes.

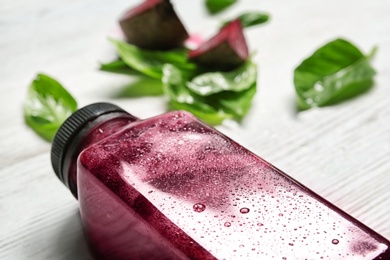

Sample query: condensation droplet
[332,239,339,245]
[193,203,206,212]
[224,222,231,227]
[240,207,250,214]
[257,222,264,227]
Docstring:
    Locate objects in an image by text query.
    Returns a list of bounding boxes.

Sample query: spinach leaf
[109,39,196,79]
[216,84,256,118]
[294,38,377,110]
[114,77,164,98]
[169,100,233,125]
[162,64,233,125]
[223,12,270,28]
[106,40,257,124]
[206,0,237,14]
[100,58,142,76]
[162,63,256,125]
[24,74,77,141]
[187,61,257,95]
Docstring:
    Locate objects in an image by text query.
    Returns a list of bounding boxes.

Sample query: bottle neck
[64,112,139,198]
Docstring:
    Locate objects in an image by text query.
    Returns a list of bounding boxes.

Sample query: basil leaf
[294,38,377,110]
[223,12,270,28]
[162,64,194,103]
[114,77,164,98]
[100,59,142,76]
[109,39,196,79]
[162,64,233,124]
[187,61,257,96]
[216,83,256,118]
[24,74,77,141]
[169,100,232,125]
[162,64,256,124]
[206,0,237,14]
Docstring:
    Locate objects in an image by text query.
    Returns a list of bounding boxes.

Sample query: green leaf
[223,12,270,28]
[100,59,142,76]
[294,38,377,110]
[162,64,233,124]
[113,77,164,98]
[162,63,256,125]
[162,64,201,106]
[187,61,257,96]
[24,74,77,141]
[206,0,237,14]
[109,39,196,79]
[169,100,232,125]
[216,83,256,118]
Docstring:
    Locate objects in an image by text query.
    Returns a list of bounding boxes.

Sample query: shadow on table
[54,209,93,260]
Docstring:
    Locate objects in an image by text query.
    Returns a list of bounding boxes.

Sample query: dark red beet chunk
[188,20,249,71]
[119,0,189,50]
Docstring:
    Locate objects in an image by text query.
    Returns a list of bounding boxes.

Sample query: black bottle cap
[51,102,128,186]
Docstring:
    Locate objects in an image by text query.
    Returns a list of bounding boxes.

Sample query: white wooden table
[1,0,389,259]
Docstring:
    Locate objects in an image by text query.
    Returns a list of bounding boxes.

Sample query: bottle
[51,103,390,260]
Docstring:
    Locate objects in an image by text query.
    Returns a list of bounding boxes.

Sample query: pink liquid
[75,111,390,259]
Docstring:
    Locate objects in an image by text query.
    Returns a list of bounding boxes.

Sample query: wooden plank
[1,0,389,258]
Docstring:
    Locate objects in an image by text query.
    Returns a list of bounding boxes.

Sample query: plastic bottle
[51,103,390,259]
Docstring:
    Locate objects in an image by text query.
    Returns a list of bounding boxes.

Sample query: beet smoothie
[51,103,390,259]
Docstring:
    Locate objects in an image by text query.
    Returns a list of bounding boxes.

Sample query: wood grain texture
[1,0,389,259]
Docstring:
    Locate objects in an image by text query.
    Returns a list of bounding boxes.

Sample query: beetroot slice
[188,20,249,71]
[119,0,189,50]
